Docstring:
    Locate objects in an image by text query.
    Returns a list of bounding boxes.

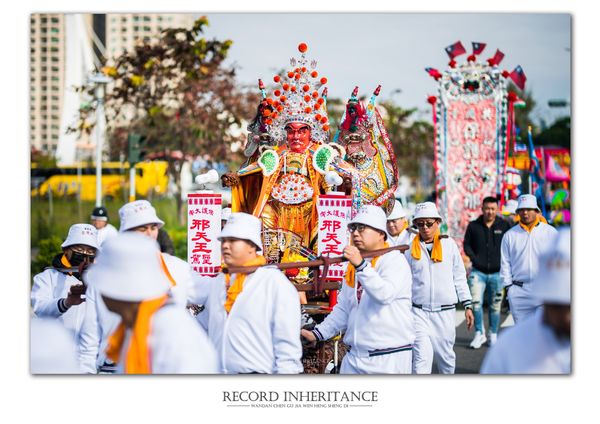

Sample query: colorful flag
[509,65,527,90]
[425,67,442,79]
[445,41,466,59]
[472,42,486,55]
[490,49,505,66]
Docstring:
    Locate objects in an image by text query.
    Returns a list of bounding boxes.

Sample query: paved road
[453,307,514,374]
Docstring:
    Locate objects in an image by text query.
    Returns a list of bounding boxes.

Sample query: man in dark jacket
[463,196,511,349]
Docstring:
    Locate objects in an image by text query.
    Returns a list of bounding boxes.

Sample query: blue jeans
[467,269,503,334]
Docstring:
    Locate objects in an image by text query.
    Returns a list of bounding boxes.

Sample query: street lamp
[88,73,112,208]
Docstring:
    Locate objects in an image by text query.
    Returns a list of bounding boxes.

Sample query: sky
[200,13,571,125]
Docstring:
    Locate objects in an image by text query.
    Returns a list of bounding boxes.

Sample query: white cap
[218,212,263,252]
[348,205,389,240]
[31,318,79,374]
[516,194,540,212]
[84,232,171,302]
[221,207,232,221]
[61,223,99,250]
[118,200,165,232]
[502,199,518,215]
[387,200,407,220]
[534,228,570,305]
[412,202,442,220]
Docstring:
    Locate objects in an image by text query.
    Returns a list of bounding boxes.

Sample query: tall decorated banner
[317,193,352,281]
[187,193,222,275]
[426,41,519,250]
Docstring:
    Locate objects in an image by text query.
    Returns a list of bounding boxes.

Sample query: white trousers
[340,349,413,374]
[412,308,456,374]
[507,284,541,324]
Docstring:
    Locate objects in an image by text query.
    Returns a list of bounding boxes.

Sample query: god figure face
[285,123,311,153]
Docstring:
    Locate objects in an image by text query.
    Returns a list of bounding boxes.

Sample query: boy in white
[31,223,98,343]
[500,194,557,323]
[482,228,570,374]
[302,205,415,374]
[405,202,474,374]
[188,212,303,374]
[79,200,191,373]
[84,232,218,374]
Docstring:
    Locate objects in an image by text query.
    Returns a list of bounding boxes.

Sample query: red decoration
[274,89,281,97]
[311,71,318,78]
[273,75,281,83]
[302,84,310,92]
[285,268,300,278]
[502,70,510,78]
[427,95,437,105]
[467,54,476,62]
[507,91,518,102]
[449,59,457,68]
[322,124,330,131]
[287,71,294,78]
[320,77,328,84]
[298,43,308,53]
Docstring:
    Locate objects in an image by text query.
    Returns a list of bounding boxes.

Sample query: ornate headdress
[244,79,276,159]
[260,43,331,144]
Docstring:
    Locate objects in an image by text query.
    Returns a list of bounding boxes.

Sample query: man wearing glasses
[301,205,414,374]
[405,202,474,374]
[500,194,557,324]
[31,223,99,342]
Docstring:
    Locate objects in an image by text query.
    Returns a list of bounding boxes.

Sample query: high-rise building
[29,13,194,156]
[105,14,194,59]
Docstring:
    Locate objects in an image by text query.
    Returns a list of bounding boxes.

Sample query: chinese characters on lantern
[317,193,352,281]
[187,193,222,275]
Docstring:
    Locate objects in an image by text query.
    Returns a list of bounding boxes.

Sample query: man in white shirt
[302,205,414,374]
[91,206,118,247]
[189,212,303,374]
[500,194,558,323]
[481,228,570,374]
[84,232,218,374]
[404,202,474,374]
[386,199,414,247]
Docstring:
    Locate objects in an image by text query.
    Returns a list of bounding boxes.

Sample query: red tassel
[467,54,476,62]
[502,70,510,78]
[449,59,457,68]
[507,91,518,102]
[427,95,437,105]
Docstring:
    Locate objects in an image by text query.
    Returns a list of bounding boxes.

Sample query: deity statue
[333,85,399,214]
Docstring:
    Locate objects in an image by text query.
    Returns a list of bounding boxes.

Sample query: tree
[534,116,570,148]
[71,17,259,223]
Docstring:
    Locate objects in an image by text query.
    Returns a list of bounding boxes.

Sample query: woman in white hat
[188,212,303,374]
[404,202,474,374]
[482,228,570,374]
[31,223,98,344]
[386,199,414,246]
[79,200,192,373]
[84,232,218,374]
[302,205,415,374]
[499,194,558,324]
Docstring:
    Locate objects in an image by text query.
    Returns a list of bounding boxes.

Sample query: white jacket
[313,250,415,353]
[405,236,472,310]
[480,309,570,374]
[500,222,558,287]
[189,266,303,374]
[31,268,87,342]
[78,253,192,374]
[96,223,118,247]
[114,303,219,374]
[388,229,415,247]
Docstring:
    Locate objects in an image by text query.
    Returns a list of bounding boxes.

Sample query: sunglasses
[348,223,368,233]
[415,221,436,228]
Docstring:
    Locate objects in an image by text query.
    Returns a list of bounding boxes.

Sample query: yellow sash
[411,230,443,262]
[222,256,267,314]
[519,215,541,233]
[105,294,169,374]
[345,242,389,288]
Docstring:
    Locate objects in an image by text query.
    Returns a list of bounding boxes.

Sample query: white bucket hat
[412,202,442,221]
[534,228,571,305]
[502,199,518,215]
[218,212,263,252]
[387,200,407,220]
[221,207,232,222]
[516,194,540,212]
[118,200,165,232]
[61,223,99,250]
[84,232,170,302]
[348,205,389,240]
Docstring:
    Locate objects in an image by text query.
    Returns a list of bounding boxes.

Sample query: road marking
[456,310,465,327]
[501,313,514,328]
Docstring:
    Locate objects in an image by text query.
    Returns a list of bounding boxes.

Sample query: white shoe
[488,333,497,346]
[469,331,487,349]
